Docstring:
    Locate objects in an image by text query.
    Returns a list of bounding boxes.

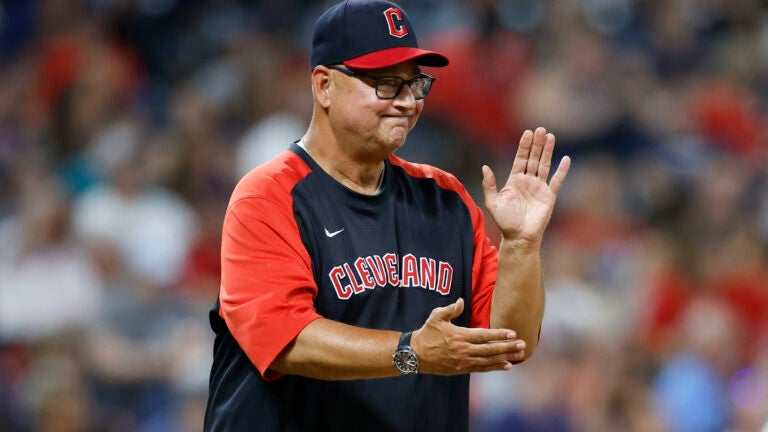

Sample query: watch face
[393,349,418,374]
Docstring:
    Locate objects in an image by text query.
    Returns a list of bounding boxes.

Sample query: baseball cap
[311,0,449,70]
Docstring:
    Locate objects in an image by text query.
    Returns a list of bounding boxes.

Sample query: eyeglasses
[329,66,435,100]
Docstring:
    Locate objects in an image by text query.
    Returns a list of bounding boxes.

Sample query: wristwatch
[392,331,419,375]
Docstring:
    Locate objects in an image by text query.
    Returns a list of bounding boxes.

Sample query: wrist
[500,237,541,254]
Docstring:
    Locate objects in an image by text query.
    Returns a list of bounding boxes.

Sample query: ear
[311,66,332,109]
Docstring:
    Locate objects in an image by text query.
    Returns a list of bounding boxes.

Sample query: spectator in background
[0,172,102,341]
[235,40,311,178]
[652,297,738,432]
[426,0,532,159]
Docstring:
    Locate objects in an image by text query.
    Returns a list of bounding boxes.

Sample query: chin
[389,127,410,143]
[387,135,408,151]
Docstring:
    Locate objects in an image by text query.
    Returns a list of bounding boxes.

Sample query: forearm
[490,238,545,359]
[270,318,402,380]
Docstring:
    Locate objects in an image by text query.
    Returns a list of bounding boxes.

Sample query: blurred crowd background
[0,0,767,431]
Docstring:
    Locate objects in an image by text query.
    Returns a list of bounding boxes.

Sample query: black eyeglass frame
[328,66,436,100]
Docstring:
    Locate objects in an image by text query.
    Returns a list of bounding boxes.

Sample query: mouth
[384,116,411,129]
[383,114,412,121]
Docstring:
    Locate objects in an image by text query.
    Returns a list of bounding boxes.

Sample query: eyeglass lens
[376,76,432,100]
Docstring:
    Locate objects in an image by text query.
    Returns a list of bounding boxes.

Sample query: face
[327,60,425,158]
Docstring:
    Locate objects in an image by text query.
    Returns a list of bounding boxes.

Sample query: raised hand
[481,127,570,243]
[411,298,527,375]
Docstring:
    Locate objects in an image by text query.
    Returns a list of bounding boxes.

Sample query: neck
[300,132,385,195]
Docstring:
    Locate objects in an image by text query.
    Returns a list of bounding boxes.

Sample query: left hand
[481,127,571,244]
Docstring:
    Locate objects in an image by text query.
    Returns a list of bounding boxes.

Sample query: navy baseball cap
[311,0,449,70]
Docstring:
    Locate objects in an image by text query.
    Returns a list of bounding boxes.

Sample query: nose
[392,83,417,110]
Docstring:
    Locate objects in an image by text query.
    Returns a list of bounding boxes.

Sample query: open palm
[482,127,571,243]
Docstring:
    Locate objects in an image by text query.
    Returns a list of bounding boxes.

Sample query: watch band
[398,331,413,350]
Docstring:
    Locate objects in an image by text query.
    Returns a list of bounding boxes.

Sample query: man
[204,0,570,431]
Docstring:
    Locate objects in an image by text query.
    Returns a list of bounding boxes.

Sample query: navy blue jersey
[205,143,498,431]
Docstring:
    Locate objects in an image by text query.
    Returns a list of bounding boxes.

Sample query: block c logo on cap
[383,7,408,38]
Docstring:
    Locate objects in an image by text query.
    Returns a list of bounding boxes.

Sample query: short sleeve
[218,196,321,379]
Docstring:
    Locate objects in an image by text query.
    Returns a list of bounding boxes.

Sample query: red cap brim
[343,46,449,70]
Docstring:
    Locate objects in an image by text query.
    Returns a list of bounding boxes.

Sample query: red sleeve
[218,196,321,380]
[458,191,498,329]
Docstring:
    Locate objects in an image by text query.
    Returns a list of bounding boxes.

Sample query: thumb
[481,165,497,207]
[429,298,465,322]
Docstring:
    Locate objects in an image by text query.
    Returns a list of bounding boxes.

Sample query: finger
[470,361,514,373]
[428,298,465,322]
[510,130,533,175]
[467,339,526,358]
[481,164,496,199]
[549,156,571,195]
[537,133,555,181]
[524,127,547,176]
[481,165,498,213]
[461,327,517,344]
[471,349,526,366]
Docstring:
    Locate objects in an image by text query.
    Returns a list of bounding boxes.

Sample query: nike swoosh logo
[324,228,344,238]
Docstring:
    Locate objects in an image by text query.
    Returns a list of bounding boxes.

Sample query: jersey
[204,143,499,431]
